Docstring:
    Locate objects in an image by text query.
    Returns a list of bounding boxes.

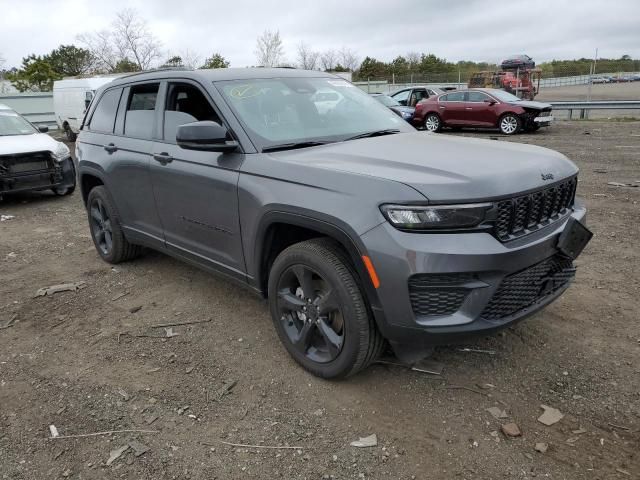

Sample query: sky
[1,0,639,69]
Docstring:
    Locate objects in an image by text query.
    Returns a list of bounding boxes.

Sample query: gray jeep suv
[77,68,591,378]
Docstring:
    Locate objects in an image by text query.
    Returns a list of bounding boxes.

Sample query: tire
[65,128,77,142]
[424,113,442,132]
[499,113,521,135]
[268,238,384,379]
[86,186,143,264]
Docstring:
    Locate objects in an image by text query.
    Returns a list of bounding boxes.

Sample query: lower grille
[408,273,475,316]
[0,151,53,175]
[481,256,575,320]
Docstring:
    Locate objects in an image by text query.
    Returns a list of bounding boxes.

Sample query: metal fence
[0,92,57,129]
[354,71,640,94]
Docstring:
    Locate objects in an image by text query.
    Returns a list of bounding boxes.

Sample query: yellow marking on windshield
[229,84,262,99]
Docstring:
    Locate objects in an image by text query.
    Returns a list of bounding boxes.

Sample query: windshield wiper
[344,129,401,141]
[262,141,331,153]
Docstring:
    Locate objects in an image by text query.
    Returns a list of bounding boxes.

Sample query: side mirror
[176,121,238,153]
[484,99,497,106]
[38,125,49,133]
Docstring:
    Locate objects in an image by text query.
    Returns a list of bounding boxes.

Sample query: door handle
[439,106,446,109]
[103,143,117,154]
[465,107,473,110]
[152,152,173,165]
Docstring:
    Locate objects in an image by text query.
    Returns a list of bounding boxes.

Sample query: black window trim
[85,87,124,134]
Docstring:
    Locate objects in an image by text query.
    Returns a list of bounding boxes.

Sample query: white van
[53,76,120,141]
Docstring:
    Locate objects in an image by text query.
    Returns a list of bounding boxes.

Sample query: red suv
[413,88,553,135]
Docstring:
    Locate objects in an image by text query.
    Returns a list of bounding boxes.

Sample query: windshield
[373,95,401,107]
[487,90,522,103]
[0,110,37,136]
[216,77,413,151]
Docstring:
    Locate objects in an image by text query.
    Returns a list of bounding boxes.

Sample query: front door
[465,91,500,127]
[150,80,246,280]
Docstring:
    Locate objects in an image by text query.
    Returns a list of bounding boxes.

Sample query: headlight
[401,111,413,118]
[52,142,70,162]
[381,203,491,230]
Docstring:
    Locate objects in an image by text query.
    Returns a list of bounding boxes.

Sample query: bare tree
[78,9,162,72]
[77,30,117,72]
[338,47,359,71]
[179,49,201,69]
[163,49,201,69]
[320,49,337,71]
[406,51,421,68]
[255,30,284,67]
[296,42,319,70]
[112,9,162,70]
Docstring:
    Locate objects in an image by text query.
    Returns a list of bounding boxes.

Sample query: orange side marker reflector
[362,255,380,289]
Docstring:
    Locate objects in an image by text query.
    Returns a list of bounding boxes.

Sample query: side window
[391,89,410,104]
[442,92,465,102]
[467,92,490,102]
[414,89,428,102]
[124,83,159,139]
[88,88,122,133]
[163,83,221,142]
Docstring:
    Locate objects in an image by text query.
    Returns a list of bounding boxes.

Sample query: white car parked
[0,104,76,198]
[53,76,120,141]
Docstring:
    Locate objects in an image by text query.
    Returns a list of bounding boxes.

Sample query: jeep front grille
[481,255,575,320]
[495,177,577,241]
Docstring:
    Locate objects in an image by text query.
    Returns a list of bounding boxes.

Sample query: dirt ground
[1,121,639,479]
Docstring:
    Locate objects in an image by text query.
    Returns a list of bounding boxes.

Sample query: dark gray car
[76,68,592,378]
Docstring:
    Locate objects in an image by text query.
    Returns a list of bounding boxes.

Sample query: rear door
[438,91,467,125]
[106,82,164,244]
[149,80,246,280]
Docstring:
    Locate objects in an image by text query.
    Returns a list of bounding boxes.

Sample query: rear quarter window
[88,88,122,133]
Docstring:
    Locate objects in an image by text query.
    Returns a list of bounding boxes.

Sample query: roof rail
[119,66,194,79]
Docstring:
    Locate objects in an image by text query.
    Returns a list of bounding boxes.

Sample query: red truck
[469,55,542,100]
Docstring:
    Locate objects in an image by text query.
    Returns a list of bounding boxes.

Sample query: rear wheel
[268,238,384,378]
[424,113,442,132]
[499,114,521,135]
[87,186,143,264]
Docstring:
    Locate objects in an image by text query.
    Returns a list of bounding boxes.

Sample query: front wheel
[268,238,384,378]
[499,114,521,135]
[424,113,442,132]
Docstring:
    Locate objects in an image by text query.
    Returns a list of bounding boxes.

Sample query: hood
[268,132,578,202]
[0,133,60,156]
[510,100,552,110]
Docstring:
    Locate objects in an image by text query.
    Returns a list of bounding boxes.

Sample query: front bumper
[0,155,75,195]
[534,115,554,126]
[361,200,587,346]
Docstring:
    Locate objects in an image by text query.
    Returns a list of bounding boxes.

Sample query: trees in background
[6,55,60,92]
[296,42,319,70]
[200,53,230,69]
[78,8,162,72]
[255,30,284,67]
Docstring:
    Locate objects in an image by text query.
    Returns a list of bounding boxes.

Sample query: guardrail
[549,100,640,119]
